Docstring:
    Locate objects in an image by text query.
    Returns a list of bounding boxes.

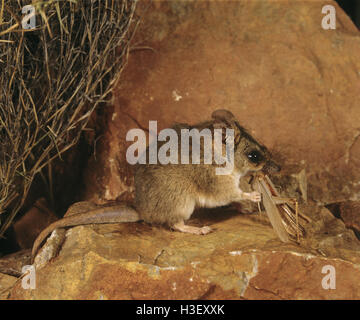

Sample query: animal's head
[211,109,281,175]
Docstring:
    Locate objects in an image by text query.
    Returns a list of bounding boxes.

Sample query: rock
[33,201,114,269]
[13,198,58,249]
[11,0,360,300]
[339,201,360,235]
[0,250,31,299]
[0,250,31,275]
[8,205,360,299]
[81,0,360,208]
[0,273,18,300]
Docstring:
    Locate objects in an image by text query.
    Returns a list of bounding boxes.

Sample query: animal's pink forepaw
[245,191,261,203]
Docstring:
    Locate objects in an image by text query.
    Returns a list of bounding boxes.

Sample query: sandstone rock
[0,273,18,300]
[8,205,360,299]
[82,0,360,208]
[11,0,360,301]
[13,198,58,249]
[0,249,31,275]
[339,201,360,235]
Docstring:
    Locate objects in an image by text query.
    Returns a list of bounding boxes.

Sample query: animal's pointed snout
[265,160,281,173]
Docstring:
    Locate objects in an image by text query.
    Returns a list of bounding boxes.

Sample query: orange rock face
[8,205,360,299]
[13,198,57,250]
[82,0,360,207]
[340,201,360,235]
[4,0,360,301]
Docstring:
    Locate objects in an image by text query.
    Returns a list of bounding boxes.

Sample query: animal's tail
[31,205,140,263]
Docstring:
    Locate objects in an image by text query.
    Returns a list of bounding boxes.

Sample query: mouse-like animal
[31,109,280,262]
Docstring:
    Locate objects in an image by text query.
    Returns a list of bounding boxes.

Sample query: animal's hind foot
[172,221,212,235]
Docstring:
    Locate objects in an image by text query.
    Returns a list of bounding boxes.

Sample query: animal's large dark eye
[247,150,264,164]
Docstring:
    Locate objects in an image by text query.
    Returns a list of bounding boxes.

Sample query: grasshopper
[253,174,311,243]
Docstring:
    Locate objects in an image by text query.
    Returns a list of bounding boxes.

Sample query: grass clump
[0,0,137,238]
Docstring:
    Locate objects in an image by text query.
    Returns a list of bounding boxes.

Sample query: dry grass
[0,0,137,238]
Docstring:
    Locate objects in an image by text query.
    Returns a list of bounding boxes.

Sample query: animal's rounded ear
[211,109,235,122]
[212,109,237,132]
[212,109,238,144]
